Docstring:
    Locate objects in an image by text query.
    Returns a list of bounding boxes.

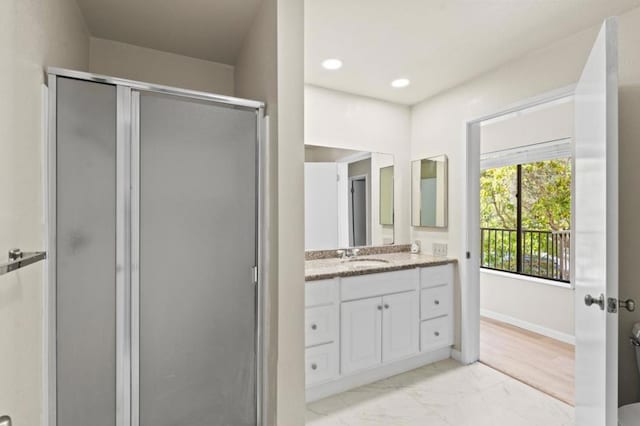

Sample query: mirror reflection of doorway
[349,176,367,246]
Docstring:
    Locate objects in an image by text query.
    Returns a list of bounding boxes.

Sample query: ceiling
[75,0,262,65]
[306,0,640,105]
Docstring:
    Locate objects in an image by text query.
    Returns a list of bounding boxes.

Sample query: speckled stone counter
[305,251,456,282]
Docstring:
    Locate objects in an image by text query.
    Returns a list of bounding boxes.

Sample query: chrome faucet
[336,248,360,259]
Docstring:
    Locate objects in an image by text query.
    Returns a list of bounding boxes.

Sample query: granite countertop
[305,251,456,281]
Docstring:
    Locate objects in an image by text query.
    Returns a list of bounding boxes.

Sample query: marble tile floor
[306,359,574,426]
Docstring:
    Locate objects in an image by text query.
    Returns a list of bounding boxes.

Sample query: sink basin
[341,258,390,268]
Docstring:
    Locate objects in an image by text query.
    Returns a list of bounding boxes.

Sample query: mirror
[304,145,395,250]
[379,165,394,225]
[411,155,448,228]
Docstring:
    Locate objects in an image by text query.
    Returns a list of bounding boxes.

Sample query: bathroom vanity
[304,246,456,401]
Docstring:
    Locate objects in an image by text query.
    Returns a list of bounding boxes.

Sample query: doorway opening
[349,175,368,246]
[464,90,577,409]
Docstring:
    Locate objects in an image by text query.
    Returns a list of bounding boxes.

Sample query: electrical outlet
[433,243,448,257]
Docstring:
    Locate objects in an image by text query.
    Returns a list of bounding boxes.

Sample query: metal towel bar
[0,249,46,277]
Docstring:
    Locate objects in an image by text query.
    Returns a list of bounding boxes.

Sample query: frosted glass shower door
[134,92,258,426]
[55,77,117,426]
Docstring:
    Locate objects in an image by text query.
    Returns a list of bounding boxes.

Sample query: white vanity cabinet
[305,262,455,401]
[382,291,420,363]
[340,290,419,374]
[420,264,455,352]
[340,297,383,374]
[304,278,340,387]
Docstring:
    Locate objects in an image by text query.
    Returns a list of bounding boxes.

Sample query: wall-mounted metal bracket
[0,249,46,277]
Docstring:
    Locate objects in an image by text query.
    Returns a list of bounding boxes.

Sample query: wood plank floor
[480,316,575,406]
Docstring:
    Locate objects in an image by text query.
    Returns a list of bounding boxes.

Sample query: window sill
[480,268,573,290]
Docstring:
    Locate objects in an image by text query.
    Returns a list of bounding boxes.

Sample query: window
[480,158,571,282]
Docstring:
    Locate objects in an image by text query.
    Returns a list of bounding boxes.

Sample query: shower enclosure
[45,69,266,426]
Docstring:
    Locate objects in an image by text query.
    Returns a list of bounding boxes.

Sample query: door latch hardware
[620,299,636,312]
[585,293,605,310]
[609,299,636,313]
[606,298,637,313]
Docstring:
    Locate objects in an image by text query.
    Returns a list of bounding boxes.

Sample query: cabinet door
[341,297,383,374]
[382,291,419,363]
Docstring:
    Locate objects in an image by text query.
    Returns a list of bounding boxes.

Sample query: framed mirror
[304,145,395,250]
[411,155,448,228]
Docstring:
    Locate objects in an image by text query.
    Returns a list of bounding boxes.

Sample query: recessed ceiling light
[322,59,343,70]
[391,78,411,88]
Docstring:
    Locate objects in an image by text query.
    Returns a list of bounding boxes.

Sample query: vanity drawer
[305,342,339,387]
[341,268,418,301]
[305,305,338,347]
[420,264,454,289]
[420,285,451,320]
[420,316,453,352]
[305,278,339,308]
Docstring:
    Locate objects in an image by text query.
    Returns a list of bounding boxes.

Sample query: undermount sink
[341,258,390,267]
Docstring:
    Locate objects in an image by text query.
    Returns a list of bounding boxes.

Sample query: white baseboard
[481,309,575,345]
[306,347,452,402]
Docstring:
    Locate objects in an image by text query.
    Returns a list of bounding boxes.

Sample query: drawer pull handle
[311,324,317,330]
[434,300,440,305]
[311,363,318,370]
[434,331,440,337]
[384,304,390,309]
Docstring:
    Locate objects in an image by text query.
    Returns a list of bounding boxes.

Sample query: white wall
[0,0,89,424]
[481,99,573,153]
[89,37,235,95]
[479,98,575,342]
[235,0,305,424]
[410,7,640,405]
[305,85,412,245]
[480,274,575,342]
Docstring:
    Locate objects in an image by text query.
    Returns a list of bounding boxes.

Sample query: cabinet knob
[311,324,317,330]
[311,363,318,370]
[434,331,440,337]
[384,304,390,309]
[377,305,383,310]
[434,300,440,305]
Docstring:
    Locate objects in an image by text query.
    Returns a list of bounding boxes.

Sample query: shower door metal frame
[45,68,268,426]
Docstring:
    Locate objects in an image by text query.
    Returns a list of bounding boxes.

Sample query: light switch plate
[433,243,448,257]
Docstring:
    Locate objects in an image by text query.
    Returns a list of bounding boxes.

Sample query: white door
[341,297,382,374]
[304,163,338,249]
[574,17,619,426]
[382,291,419,363]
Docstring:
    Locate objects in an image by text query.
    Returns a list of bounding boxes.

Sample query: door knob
[585,294,605,310]
[620,299,636,312]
